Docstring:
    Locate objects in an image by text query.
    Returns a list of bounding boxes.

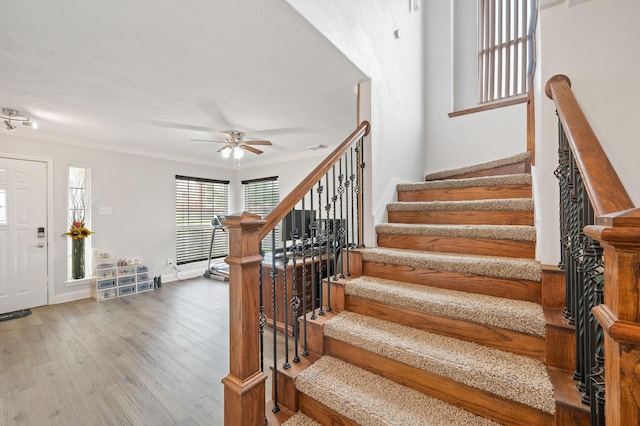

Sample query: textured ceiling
[0,0,366,167]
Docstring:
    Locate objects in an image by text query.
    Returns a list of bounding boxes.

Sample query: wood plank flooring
[0,277,285,425]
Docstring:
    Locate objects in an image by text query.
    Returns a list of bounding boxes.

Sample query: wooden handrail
[546,74,640,425]
[545,74,634,217]
[258,120,370,240]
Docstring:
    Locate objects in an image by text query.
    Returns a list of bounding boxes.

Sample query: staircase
[275,153,588,425]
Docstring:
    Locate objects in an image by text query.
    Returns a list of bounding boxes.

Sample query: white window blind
[478,0,532,104]
[175,175,229,265]
[242,176,279,250]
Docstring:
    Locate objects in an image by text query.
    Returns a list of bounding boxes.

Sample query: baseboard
[54,287,91,304]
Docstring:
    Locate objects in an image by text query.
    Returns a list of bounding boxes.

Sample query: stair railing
[546,74,640,425]
[221,121,370,425]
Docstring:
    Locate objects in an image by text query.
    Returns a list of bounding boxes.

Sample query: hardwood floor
[0,277,285,425]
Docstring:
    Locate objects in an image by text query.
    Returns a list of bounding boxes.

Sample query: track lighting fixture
[1,108,37,131]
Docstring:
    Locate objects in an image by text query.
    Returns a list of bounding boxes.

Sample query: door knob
[36,243,45,248]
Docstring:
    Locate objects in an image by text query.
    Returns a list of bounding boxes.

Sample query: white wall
[536,0,640,264]
[285,0,426,245]
[1,133,235,302]
[425,0,528,176]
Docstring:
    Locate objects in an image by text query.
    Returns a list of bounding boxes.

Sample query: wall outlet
[167,258,174,266]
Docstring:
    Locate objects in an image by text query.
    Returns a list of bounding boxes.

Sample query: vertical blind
[478,0,532,104]
[242,176,279,250]
[175,175,229,265]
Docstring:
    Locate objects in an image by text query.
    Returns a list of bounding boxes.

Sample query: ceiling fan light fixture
[4,120,16,130]
[233,146,244,159]
[221,146,232,158]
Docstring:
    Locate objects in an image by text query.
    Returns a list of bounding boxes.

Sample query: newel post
[221,212,267,426]
[587,212,640,426]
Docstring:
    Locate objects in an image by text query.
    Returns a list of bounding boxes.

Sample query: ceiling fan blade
[217,144,232,153]
[244,140,272,146]
[220,131,235,143]
[242,146,264,155]
[191,139,228,143]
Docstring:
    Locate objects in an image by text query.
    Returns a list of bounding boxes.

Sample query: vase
[72,238,85,279]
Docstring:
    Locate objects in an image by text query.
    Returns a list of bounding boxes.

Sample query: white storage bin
[118,284,136,297]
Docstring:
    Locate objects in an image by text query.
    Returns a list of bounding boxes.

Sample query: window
[478,0,533,104]
[242,176,279,250]
[175,175,230,265]
[0,188,7,225]
[68,166,90,278]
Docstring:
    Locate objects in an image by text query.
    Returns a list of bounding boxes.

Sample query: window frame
[477,0,534,105]
[67,165,91,280]
[242,176,280,251]
[175,175,230,266]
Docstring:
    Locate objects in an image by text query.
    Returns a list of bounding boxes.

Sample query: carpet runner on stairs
[345,276,545,336]
[282,153,557,424]
[362,247,542,282]
[387,198,534,213]
[375,223,536,241]
[425,152,531,181]
[291,356,500,426]
[323,312,555,414]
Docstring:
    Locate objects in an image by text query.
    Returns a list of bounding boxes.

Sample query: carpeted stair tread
[282,412,323,426]
[324,312,555,414]
[425,152,531,181]
[362,247,542,282]
[295,355,500,425]
[387,198,533,212]
[346,276,545,336]
[398,173,531,192]
[375,223,536,242]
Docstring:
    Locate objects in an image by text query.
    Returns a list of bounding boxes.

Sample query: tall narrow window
[0,188,7,225]
[68,166,91,279]
[478,0,533,104]
[242,176,279,251]
[175,175,230,265]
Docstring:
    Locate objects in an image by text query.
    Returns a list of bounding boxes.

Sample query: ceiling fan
[191,130,272,159]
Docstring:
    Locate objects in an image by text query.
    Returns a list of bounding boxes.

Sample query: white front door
[0,157,48,314]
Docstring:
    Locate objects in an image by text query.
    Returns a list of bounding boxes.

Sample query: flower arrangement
[64,221,93,239]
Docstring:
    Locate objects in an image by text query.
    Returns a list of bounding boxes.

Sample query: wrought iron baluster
[342,154,351,276]
[357,138,366,247]
[282,246,290,370]
[310,188,318,320]
[301,197,309,357]
[289,209,301,364]
[350,147,357,248]
[316,181,325,317]
[269,229,280,413]
[325,173,332,312]
[555,114,607,424]
[332,165,339,282]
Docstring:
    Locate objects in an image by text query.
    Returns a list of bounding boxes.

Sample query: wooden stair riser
[298,393,360,426]
[325,338,553,426]
[388,210,534,226]
[544,308,576,371]
[346,295,545,360]
[398,184,532,202]
[377,233,536,259]
[270,353,321,414]
[298,311,337,356]
[426,161,531,181]
[547,368,591,426]
[362,261,542,303]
